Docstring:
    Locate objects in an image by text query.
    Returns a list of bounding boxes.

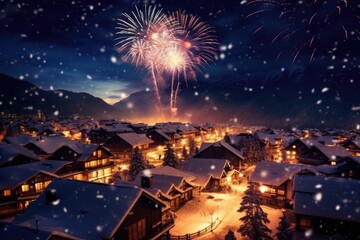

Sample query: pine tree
[182,146,189,160]
[275,211,293,240]
[225,229,237,240]
[129,146,146,181]
[238,135,267,165]
[238,183,272,240]
[189,137,196,156]
[163,143,179,168]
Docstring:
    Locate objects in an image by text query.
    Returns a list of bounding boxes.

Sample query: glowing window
[278,189,285,195]
[21,184,29,192]
[97,150,102,158]
[331,161,336,166]
[35,182,44,193]
[3,190,11,196]
[270,188,276,194]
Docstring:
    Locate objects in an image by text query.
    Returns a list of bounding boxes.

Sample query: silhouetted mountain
[114,66,360,128]
[0,74,122,118]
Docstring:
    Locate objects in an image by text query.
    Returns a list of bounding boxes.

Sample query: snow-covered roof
[103,123,133,133]
[13,178,166,240]
[3,135,36,145]
[0,222,72,240]
[136,166,197,182]
[183,158,228,187]
[149,129,171,140]
[0,142,38,165]
[249,161,319,187]
[26,136,72,154]
[66,143,103,162]
[293,175,360,223]
[116,133,153,146]
[15,160,73,175]
[197,141,244,160]
[134,173,184,195]
[311,142,350,159]
[0,167,56,189]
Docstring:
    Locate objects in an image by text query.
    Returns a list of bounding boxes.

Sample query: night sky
[0,0,359,105]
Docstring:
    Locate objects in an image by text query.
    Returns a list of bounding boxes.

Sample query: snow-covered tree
[238,134,267,165]
[129,146,146,181]
[225,229,237,240]
[238,183,272,240]
[163,143,180,168]
[275,211,293,240]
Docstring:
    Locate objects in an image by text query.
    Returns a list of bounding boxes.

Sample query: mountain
[114,66,360,128]
[0,74,122,118]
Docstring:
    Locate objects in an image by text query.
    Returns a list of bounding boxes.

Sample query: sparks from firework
[166,11,218,117]
[115,5,167,110]
[115,6,218,117]
[245,0,358,63]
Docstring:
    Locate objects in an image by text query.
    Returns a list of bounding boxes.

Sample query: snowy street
[171,180,283,239]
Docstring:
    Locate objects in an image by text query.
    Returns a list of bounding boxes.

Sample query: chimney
[141,175,153,188]
[45,189,57,205]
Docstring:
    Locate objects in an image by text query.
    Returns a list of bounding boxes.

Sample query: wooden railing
[170,219,221,240]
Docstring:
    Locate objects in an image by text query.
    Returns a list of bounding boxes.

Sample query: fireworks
[245,0,359,63]
[115,6,218,117]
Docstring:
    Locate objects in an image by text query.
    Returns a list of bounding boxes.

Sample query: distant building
[0,142,39,168]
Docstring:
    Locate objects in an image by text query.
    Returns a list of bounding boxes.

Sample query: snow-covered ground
[170,180,283,239]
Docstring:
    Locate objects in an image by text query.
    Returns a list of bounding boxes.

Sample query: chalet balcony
[151,217,175,240]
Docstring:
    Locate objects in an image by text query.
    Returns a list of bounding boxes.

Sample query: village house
[340,138,360,156]
[298,141,350,166]
[337,156,360,179]
[0,142,39,168]
[130,166,197,211]
[12,178,174,240]
[0,167,56,218]
[283,138,317,163]
[88,123,133,144]
[183,158,239,191]
[193,140,244,170]
[249,161,319,208]
[24,136,73,160]
[293,175,360,239]
[103,132,154,162]
[49,143,114,183]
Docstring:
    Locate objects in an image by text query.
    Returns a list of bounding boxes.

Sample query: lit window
[21,184,29,192]
[44,180,51,188]
[331,161,336,166]
[97,150,102,158]
[299,218,311,228]
[259,185,268,193]
[35,182,44,193]
[270,188,276,194]
[278,189,285,195]
[3,190,11,196]
[93,151,96,157]
[292,145,296,149]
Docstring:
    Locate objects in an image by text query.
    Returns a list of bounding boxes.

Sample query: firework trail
[167,10,218,117]
[246,0,359,63]
[115,5,166,109]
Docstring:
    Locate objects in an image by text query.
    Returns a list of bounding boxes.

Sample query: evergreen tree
[275,211,293,240]
[189,138,196,156]
[238,135,267,165]
[129,147,146,181]
[225,229,237,240]
[182,146,189,160]
[163,143,179,168]
[238,183,272,240]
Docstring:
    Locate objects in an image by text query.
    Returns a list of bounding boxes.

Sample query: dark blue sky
[0,0,359,104]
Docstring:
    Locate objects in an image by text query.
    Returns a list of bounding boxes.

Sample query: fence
[170,219,221,240]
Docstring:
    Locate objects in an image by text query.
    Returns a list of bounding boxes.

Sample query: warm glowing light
[151,32,159,40]
[226,176,232,183]
[331,161,336,166]
[259,185,268,193]
[184,41,191,49]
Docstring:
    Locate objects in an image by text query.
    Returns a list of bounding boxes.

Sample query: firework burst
[115,6,218,117]
[245,0,359,63]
